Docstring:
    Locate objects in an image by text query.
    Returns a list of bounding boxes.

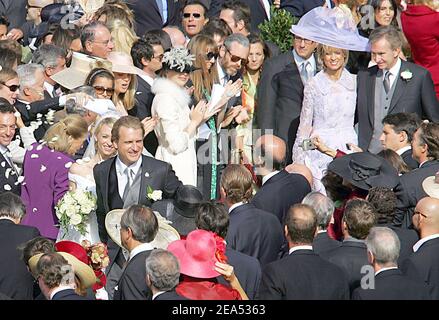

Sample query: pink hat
[167,230,221,279]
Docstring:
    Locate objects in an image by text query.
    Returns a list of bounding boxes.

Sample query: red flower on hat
[81,240,109,291]
[211,232,228,264]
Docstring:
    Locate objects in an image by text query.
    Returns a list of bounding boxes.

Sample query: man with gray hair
[145,249,186,300]
[32,44,67,98]
[15,63,86,141]
[357,25,439,153]
[352,227,431,300]
[81,21,114,59]
[0,192,40,300]
[302,192,341,255]
[113,205,159,300]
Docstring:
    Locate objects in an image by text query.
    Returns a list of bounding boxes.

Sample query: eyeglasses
[93,86,114,95]
[92,38,113,46]
[294,36,313,45]
[183,12,202,19]
[0,82,20,92]
[413,210,428,218]
[225,47,247,64]
[153,53,164,61]
[204,51,218,61]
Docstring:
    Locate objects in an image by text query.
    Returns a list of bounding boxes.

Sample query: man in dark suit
[352,226,432,300]
[258,204,350,300]
[33,252,91,300]
[0,102,21,195]
[146,248,187,300]
[0,192,40,300]
[0,0,27,29]
[320,199,375,293]
[401,197,439,298]
[367,186,419,265]
[256,31,317,163]
[130,38,163,154]
[114,205,157,300]
[380,113,421,170]
[221,164,284,266]
[302,192,341,255]
[357,26,439,153]
[127,0,181,37]
[196,201,262,300]
[93,116,182,298]
[252,135,311,224]
[393,122,439,228]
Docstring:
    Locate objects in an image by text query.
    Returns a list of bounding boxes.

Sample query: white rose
[150,190,163,201]
[65,207,76,218]
[70,214,82,226]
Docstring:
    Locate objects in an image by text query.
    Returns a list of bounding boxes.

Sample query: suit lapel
[138,155,152,206]
[367,67,377,126]
[103,158,115,213]
[388,61,408,114]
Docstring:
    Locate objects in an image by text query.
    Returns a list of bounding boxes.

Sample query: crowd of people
[0,0,439,301]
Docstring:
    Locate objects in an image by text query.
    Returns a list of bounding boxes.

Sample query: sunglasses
[204,51,218,61]
[225,47,247,64]
[0,82,20,92]
[183,12,202,18]
[93,86,114,95]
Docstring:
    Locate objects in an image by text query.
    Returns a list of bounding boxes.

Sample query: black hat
[327,152,399,191]
[151,185,203,236]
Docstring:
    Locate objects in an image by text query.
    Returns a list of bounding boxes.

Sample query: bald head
[414,197,439,235]
[285,204,317,245]
[285,163,313,186]
[163,26,187,48]
[255,135,286,172]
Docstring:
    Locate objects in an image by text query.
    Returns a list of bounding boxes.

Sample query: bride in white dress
[57,117,118,244]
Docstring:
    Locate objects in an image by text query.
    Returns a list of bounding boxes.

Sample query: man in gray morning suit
[357,25,439,153]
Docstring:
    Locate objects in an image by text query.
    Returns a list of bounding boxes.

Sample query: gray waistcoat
[368,70,398,153]
[123,170,142,208]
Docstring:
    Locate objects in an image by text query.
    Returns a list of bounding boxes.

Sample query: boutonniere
[147,185,162,202]
[400,69,413,82]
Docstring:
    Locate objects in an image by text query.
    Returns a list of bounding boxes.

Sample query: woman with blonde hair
[108,19,138,54]
[21,115,89,240]
[0,67,19,104]
[107,51,138,115]
[57,116,118,244]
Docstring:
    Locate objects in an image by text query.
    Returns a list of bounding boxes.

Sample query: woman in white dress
[57,117,118,244]
[152,47,221,186]
[292,44,358,193]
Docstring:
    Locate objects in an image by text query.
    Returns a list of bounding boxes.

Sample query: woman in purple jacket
[21,115,88,239]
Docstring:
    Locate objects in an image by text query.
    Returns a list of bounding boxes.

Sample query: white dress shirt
[228,201,245,213]
[115,156,143,199]
[262,170,280,186]
[138,72,154,87]
[375,266,398,276]
[384,58,402,89]
[396,145,411,156]
[289,245,313,255]
[261,0,271,19]
[413,233,439,253]
[152,291,166,300]
[293,50,316,84]
[129,242,154,261]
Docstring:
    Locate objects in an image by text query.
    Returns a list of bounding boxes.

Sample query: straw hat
[51,52,103,90]
[422,174,439,198]
[107,51,142,75]
[105,209,180,249]
[78,0,105,15]
[290,6,370,51]
[28,252,97,289]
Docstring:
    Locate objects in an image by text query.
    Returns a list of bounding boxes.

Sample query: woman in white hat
[152,47,222,186]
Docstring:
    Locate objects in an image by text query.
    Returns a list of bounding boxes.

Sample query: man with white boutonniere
[93,115,182,299]
[357,25,439,154]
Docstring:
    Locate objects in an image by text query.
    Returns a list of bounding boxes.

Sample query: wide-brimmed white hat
[290,6,370,52]
[107,51,142,75]
[105,209,180,249]
[51,52,103,90]
[28,252,97,289]
[423,175,439,198]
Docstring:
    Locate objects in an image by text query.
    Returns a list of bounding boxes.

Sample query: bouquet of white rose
[55,190,97,237]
